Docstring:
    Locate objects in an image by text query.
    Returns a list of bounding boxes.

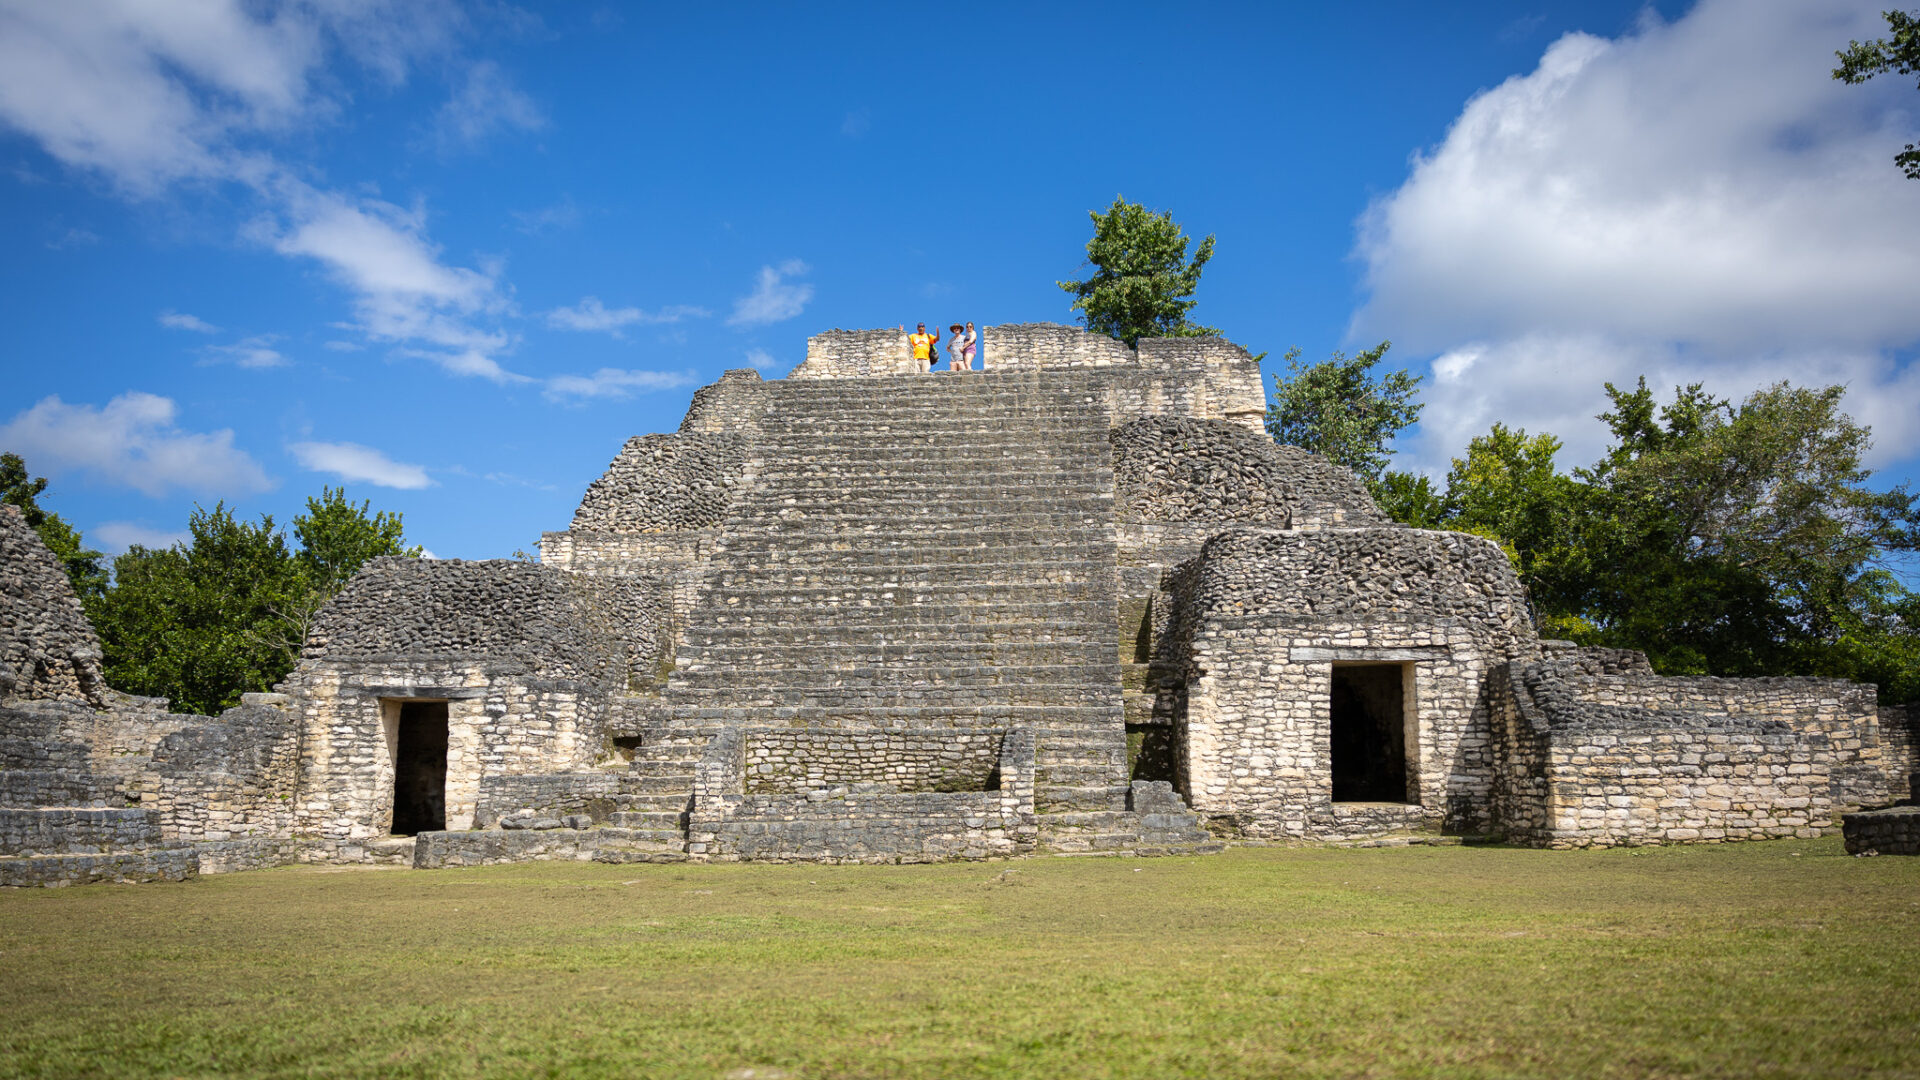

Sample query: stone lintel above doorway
[1288,646,1451,663]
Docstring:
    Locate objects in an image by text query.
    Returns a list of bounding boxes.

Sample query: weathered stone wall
[1494,656,1887,847]
[688,728,1036,862]
[287,660,616,841]
[983,323,1138,370]
[146,701,301,842]
[569,433,750,533]
[743,729,1003,793]
[1160,526,1538,840]
[1843,806,1920,854]
[679,369,768,434]
[1110,417,1293,525]
[1880,701,1917,801]
[0,505,107,706]
[471,770,626,828]
[787,329,915,379]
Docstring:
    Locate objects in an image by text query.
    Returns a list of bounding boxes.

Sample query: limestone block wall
[690,728,1036,862]
[1494,657,1887,847]
[679,369,768,434]
[1136,338,1267,427]
[143,701,301,842]
[0,504,107,707]
[1880,702,1916,800]
[287,661,616,841]
[982,323,1137,370]
[1161,527,1539,839]
[471,771,627,828]
[788,329,915,378]
[743,729,1004,793]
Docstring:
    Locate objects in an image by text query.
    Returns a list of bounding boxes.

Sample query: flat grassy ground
[2,838,1917,1080]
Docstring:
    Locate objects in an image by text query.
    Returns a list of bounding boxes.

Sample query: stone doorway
[389,701,448,835]
[1329,663,1411,803]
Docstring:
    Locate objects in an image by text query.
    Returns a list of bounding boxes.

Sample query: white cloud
[428,59,544,152]
[201,334,287,368]
[545,297,711,334]
[1353,0,1920,472]
[91,521,189,554]
[45,226,99,250]
[744,348,781,372]
[0,392,272,497]
[288,440,431,489]
[727,259,813,326]
[841,108,870,138]
[0,2,520,382]
[543,368,700,402]
[159,311,219,333]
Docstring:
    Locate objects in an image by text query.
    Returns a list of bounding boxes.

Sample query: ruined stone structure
[3,325,1913,885]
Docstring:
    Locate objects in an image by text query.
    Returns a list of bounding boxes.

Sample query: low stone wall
[788,330,914,378]
[1497,658,1886,847]
[983,323,1137,370]
[743,729,1003,793]
[699,788,1035,863]
[1842,806,1920,855]
[0,847,198,888]
[0,807,158,855]
[147,702,301,842]
[689,728,1036,862]
[472,771,626,827]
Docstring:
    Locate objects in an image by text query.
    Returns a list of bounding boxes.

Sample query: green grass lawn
[2,838,1917,1079]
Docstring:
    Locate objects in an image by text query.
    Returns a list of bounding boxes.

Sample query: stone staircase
[659,372,1141,839]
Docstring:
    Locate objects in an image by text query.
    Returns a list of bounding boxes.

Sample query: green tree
[90,504,305,715]
[0,452,106,600]
[1833,8,1920,179]
[1574,378,1919,686]
[88,489,421,714]
[1265,341,1423,486]
[1058,197,1218,346]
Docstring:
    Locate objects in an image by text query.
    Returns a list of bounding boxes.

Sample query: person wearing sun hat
[948,321,976,371]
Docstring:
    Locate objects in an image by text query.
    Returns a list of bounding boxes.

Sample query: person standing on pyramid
[948,322,977,371]
[908,322,939,373]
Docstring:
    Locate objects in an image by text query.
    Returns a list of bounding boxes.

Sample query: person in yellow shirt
[908,322,940,373]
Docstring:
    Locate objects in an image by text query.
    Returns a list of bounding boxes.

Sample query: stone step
[730,511,1115,531]
[667,703,1124,729]
[1034,763,1127,787]
[694,579,1107,604]
[682,622,1106,648]
[716,543,1116,568]
[713,530,1117,554]
[623,775,696,794]
[626,759,699,778]
[671,661,1120,690]
[605,811,686,831]
[1034,785,1131,812]
[676,642,1114,670]
[668,686,1117,709]
[690,600,1116,628]
[613,792,691,811]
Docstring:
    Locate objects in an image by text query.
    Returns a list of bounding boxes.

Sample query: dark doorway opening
[1330,664,1409,802]
[391,701,448,835]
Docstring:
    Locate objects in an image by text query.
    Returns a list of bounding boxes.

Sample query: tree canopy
[89,488,421,715]
[1265,341,1423,488]
[1379,378,1920,702]
[1834,8,1920,179]
[0,452,106,601]
[1058,197,1218,346]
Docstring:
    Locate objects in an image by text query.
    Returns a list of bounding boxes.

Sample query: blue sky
[2,1,1916,561]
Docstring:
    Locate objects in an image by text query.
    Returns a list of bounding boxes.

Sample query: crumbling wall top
[0,504,107,707]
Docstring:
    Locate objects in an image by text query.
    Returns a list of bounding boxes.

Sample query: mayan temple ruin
[4,323,1917,886]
